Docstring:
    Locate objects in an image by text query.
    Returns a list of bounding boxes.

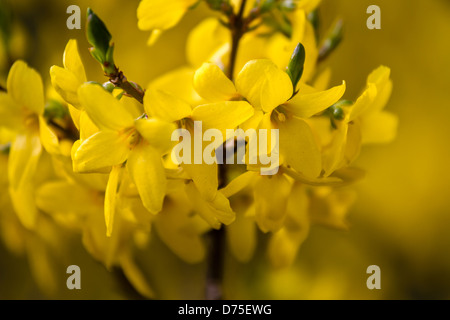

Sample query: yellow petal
[193,63,237,102]
[236,59,293,113]
[344,121,362,165]
[137,0,196,31]
[286,81,346,118]
[36,181,99,217]
[254,174,292,233]
[79,110,99,142]
[127,144,166,214]
[185,181,235,228]
[278,116,322,178]
[186,18,229,67]
[322,122,348,177]
[120,255,155,298]
[50,66,82,108]
[155,196,206,263]
[8,133,42,229]
[135,118,176,154]
[73,131,130,173]
[68,105,81,130]
[144,89,192,122]
[182,161,218,202]
[63,39,86,83]
[240,109,264,132]
[78,83,136,131]
[348,83,377,122]
[368,65,391,88]
[39,117,60,155]
[220,171,257,198]
[226,207,257,263]
[191,101,254,139]
[268,182,309,268]
[7,60,44,115]
[0,92,22,130]
[105,165,123,237]
[148,67,203,105]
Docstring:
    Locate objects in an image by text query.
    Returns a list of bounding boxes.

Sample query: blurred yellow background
[1,0,450,299]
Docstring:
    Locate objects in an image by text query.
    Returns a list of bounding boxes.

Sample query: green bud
[102,81,115,92]
[286,43,306,90]
[86,8,114,69]
[332,106,345,121]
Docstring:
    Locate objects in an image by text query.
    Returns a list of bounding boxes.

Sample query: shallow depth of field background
[1,0,450,299]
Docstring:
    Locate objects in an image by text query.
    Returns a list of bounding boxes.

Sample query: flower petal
[236,59,293,113]
[105,165,123,237]
[50,66,82,108]
[0,92,22,131]
[278,116,322,178]
[286,81,346,118]
[191,101,254,139]
[193,63,237,102]
[137,0,196,31]
[8,133,42,229]
[134,118,176,154]
[78,83,136,130]
[7,60,44,115]
[127,144,166,214]
[39,116,60,155]
[144,89,192,122]
[254,174,292,233]
[185,181,235,228]
[155,196,206,264]
[73,130,130,173]
[186,18,229,67]
[63,39,86,83]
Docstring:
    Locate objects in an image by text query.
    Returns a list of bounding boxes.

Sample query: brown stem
[206,0,249,301]
[108,68,145,104]
[227,0,247,80]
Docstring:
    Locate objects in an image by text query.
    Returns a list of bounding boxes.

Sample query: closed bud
[286,43,306,90]
[86,8,115,72]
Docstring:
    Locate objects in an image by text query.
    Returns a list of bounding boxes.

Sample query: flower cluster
[0,0,397,298]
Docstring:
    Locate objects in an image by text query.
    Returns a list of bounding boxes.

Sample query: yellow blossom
[73,83,176,235]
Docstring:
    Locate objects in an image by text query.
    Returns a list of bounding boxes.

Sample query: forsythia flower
[194,60,346,177]
[72,84,176,235]
[0,60,58,229]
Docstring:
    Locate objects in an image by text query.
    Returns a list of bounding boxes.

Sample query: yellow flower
[137,0,198,45]
[194,60,346,178]
[153,180,211,263]
[319,66,397,176]
[0,60,53,229]
[144,85,254,203]
[50,39,86,110]
[50,39,89,133]
[72,83,176,235]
